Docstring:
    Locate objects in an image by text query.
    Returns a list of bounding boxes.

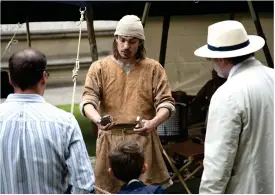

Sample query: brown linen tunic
[82,55,175,193]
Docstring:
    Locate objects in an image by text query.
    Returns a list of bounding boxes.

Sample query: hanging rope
[1,23,23,60]
[69,8,111,194]
[71,7,86,114]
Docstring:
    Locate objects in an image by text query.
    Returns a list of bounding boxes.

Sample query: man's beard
[213,63,226,78]
[121,56,131,59]
[120,50,132,59]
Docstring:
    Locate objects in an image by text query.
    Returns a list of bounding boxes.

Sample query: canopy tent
[1,1,273,67]
[1,1,273,24]
[1,1,274,99]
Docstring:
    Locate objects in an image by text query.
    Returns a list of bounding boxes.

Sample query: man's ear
[108,168,115,178]
[217,58,228,66]
[8,72,13,86]
[141,163,148,174]
[41,71,47,85]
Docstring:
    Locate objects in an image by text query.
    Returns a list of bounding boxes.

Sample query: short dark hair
[9,49,47,91]
[225,53,255,65]
[206,53,255,66]
[112,36,146,60]
[108,140,144,183]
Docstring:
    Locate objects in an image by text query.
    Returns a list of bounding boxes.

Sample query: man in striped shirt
[0,49,95,193]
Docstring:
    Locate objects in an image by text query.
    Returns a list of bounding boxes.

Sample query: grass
[56,104,97,156]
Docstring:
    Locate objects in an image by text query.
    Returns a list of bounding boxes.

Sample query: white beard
[213,63,226,78]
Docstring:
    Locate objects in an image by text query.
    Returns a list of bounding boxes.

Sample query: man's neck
[114,56,138,67]
[14,88,43,96]
[121,58,136,65]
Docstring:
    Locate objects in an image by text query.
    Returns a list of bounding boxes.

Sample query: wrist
[94,116,101,124]
[83,104,102,124]
[150,118,159,129]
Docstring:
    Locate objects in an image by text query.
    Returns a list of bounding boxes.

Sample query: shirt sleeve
[199,89,242,194]
[152,62,175,116]
[65,115,95,194]
[79,60,103,117]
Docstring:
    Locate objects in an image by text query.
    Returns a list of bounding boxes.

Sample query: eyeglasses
[36,68,50,78]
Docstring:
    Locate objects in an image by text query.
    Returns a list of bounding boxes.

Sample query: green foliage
[56,104,96,156]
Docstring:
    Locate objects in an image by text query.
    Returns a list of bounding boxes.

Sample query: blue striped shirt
[0,94,95,194]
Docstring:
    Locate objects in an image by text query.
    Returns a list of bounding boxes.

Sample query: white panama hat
[194,20,265,58]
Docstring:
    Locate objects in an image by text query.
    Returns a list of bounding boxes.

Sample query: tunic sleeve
[152,62,175,116]
[79,60,103,117]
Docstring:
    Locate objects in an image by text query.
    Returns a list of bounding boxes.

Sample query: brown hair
[112,36,146,60]
[9,49,47,91]
[108,140,144,183]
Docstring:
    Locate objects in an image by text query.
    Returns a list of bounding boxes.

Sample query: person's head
[108,140,147,183]
[8,48,49,95]
[113,15,146,60]
[194,20,265,78]
[207,53,255,78]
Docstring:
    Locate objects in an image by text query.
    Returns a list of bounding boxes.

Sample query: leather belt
[110,124,136,130]
[102,124,137,137]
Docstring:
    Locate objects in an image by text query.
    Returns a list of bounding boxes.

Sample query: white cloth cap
[114,15,145,40]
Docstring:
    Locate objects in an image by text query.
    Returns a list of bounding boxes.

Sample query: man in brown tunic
[79,15,175,193]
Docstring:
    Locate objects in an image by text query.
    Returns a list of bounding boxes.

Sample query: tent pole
[141,2,151,27]
[26,16,31,47]
[85,6,98,62]
[159,14,170,67]
[247,0,273,68]
[85,6,99,138]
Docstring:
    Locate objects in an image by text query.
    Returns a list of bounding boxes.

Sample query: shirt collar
[5,94,46,103]
[228,56,255,79]
[120,179,144,191]
[128,179,141,185]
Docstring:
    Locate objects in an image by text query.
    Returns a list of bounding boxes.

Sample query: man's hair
[206,53,255,66]
[225,53,255,65]
[112,36,146,60]
[108,140,145,183]
[9,49,47,91]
